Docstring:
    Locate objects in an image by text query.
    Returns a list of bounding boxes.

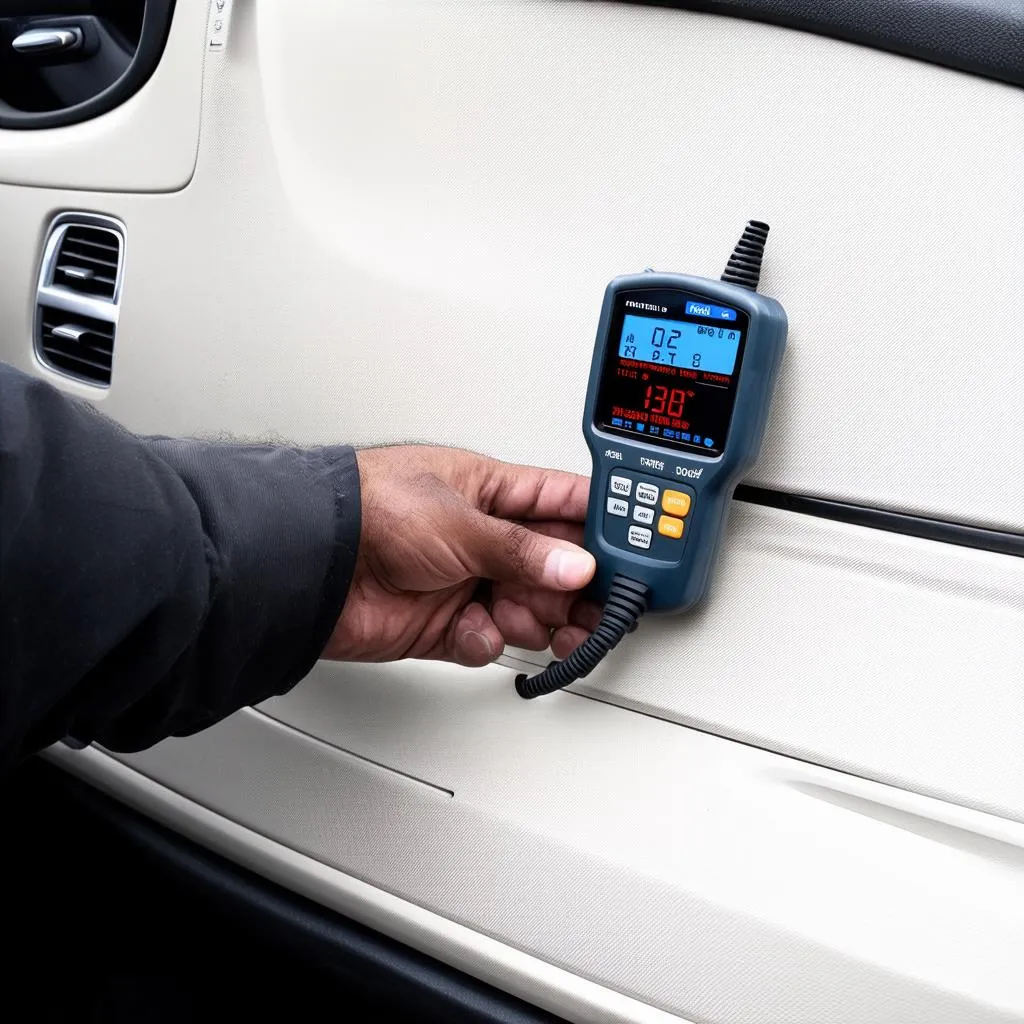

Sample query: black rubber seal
[632,1,1024,88]
[735,485,1024,558]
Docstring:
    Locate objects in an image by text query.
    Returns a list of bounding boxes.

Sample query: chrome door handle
[12,27,83,54]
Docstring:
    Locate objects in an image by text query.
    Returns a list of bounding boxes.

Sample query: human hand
[323,446,602,667]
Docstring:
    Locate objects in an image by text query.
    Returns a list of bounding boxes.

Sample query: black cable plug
[721,220,770,292]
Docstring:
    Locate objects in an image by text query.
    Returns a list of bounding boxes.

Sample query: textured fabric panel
[113,705,1024,1023]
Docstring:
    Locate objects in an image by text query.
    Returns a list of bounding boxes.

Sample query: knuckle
[496,521,536,576]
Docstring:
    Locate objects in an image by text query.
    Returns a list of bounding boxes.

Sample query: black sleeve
[0,364,360,768]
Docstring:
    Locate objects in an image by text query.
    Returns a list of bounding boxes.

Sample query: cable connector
[721,220,770,292]
[515,574,649,699]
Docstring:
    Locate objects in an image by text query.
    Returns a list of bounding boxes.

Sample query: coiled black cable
[721,220,769,291]
[515,575,650,699]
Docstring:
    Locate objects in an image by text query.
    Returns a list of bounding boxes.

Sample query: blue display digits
[619,314,741,374]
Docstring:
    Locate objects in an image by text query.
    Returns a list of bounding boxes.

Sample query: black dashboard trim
[632,0,1024,87]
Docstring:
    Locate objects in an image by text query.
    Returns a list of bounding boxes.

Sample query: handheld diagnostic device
[516,221,787,698]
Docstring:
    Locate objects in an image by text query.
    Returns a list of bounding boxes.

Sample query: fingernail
[547,548,595,589]
[461,630,496,664]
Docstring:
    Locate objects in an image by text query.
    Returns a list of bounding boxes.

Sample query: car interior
[1,1,1022,1021]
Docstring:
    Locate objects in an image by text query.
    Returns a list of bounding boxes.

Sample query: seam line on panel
[564,691,1024,827]
[250,707,455,797]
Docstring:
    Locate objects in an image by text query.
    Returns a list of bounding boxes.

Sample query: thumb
[464,513,596,591]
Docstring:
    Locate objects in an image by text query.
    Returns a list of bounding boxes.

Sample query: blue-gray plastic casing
[583,273,787,613]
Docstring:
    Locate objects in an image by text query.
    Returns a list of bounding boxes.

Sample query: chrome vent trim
[34,212,125,388]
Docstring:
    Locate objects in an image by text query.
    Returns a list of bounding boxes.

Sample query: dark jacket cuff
[105,440,362,745]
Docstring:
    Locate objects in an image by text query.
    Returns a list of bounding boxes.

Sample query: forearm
[0,365,359,766]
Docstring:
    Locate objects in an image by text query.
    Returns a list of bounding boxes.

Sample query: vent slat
[56,267,117,287]
[41,334,114,350]
[61,226,119,247]
[58,249,119,270]
[65,234,119,254]
[40,319,114,341]
[37,303,116,385]
[44,336,113,357]
[53,224,121,302]
[41,347,112,372]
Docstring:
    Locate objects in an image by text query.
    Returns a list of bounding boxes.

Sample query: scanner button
[632,506,654,525]
[635,482,659,505]
[627,525,652,549]
[609,475,632,497]
[658,515,684,539]
[662,490,691,517]
[606,497,629,517]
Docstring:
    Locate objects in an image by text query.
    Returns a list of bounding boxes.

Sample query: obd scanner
[516,221,787,698]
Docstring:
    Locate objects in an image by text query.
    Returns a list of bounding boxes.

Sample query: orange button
[658,515,684,539]
[662,490,691,517]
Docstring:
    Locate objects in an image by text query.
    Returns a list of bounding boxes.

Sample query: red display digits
[644,384,664,413]
[644,385,687,416]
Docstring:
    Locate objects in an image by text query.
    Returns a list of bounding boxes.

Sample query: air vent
[35,213,125,388]
[37,307,115,386]
[52,225,122,301]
